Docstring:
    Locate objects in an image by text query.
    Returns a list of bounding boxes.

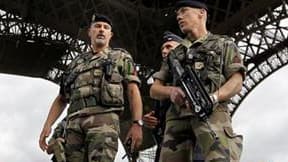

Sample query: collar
[98,47,111,55]
[186,32,211,47]
[89,47,111,59]
[90,46,111,55]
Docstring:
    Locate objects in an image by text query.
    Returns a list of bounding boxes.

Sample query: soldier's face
[176,7,203,34]
[161,41,180,58]
[89,21,113,47]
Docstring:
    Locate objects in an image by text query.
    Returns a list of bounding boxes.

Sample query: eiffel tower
[0,1,287,160]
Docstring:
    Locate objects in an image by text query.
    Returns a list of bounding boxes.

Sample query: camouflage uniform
[48,118,66,162]
[153,33,246,162]
[60,47,140,162]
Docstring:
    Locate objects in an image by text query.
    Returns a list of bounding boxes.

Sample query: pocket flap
[110,73,123,83]
[224,127,243,140]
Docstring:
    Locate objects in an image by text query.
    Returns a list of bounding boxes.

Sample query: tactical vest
[62,48,125,114]
[171,33,231,94]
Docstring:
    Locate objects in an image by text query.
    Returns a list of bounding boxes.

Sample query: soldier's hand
[143,111,158,129]
[169,87,186,106]
[46,139,55,154]
[47,137,65,154]
[39,126,51,152]
[125,124,143,152]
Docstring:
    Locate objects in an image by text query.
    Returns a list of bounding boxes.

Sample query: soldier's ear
[199,8,206,18]
[110,31,114,38]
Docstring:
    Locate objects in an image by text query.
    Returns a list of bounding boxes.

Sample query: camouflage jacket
[60,47,140,116]
[153,32,246,121]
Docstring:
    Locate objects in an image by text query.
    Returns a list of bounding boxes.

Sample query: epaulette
[80,51,92,59]
[173,42,187,51]
[67,51,91,70]
[179,38,192,48]
[69,51,90,62]
[112,48,131,55]
[209,34,233,42]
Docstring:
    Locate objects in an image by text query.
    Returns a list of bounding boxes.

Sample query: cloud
[0,74,128,162]
[0,74,58,162]
[234,66,288,162]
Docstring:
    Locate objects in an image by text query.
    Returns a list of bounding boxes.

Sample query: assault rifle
[168,54,213,121]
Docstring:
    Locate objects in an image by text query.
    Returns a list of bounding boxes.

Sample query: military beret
[175,0,208,11]
[91,13,113,27]
[162,31,183,44]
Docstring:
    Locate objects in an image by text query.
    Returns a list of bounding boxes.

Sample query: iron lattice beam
[230,0,288,115]
[0,0,165,67]
[0,10,89,81]
[213,0,283,35]
[2,0,283,69]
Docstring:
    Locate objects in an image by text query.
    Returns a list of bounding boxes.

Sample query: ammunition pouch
[61,71,78,100]
[100,72,124,107]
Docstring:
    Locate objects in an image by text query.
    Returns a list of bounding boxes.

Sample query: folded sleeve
[223,41,246,80]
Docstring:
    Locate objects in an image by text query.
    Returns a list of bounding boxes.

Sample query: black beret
[175,0,208,11]
[91,14,113,27]
[162,31,183,44]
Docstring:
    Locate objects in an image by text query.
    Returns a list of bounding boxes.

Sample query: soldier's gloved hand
[125,124,143,152]
[143,111,158,129]
[39,126,51,152]
[169,87,186,106]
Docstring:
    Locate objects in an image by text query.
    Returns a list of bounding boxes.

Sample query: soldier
[143,31,183,129]
[150,0,246,162]
[39,13,143,162]
[144,32,205,162]
[143,31,182,162]
[118,32,183,162]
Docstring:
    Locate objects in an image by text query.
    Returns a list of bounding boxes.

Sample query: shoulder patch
[112,48,133,60]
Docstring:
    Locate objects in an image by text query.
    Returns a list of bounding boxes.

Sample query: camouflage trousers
[160,108,243,162]
[65,112,120,162]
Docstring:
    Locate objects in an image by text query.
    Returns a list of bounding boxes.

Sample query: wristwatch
[133,119,144,127]
[210,93,219,105]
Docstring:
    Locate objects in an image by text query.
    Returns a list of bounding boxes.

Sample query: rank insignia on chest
[94,69,102,76]
[194,62,205,70]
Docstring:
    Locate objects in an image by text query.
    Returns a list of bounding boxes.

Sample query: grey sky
[0,65,288,162]
[234,65,288,162]
[0,73,129,162]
